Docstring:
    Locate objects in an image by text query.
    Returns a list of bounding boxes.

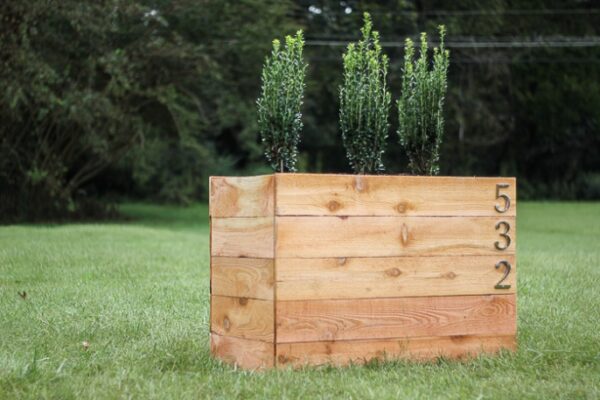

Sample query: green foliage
[0,0,297,220]
[0,1,213,218]
[397,26,450,176]
[1,0,600,221]
[257,31,307,172]
[339,13,391,174]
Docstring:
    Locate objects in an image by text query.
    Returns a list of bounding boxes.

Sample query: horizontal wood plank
[276,335,516,367]
[211,217,274,258]
[210,175,274,217]
[276,256,516,300]
[276,216,516,258]
[211,333,274,369]
[276,294,516,343]
[212,257,274,300]
[276,173,516,217]
[211,295,274,342]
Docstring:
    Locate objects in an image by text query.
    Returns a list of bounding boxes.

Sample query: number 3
[495,221,511,250]
[495,183,511,213]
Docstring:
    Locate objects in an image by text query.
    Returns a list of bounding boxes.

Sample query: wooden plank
[211,333,274,369]
[276,216,516,258]
[276,256,516,300]
[276,335,516,367]
[210,175,274,217]
[212,257,274,300]
[276,173,516,217]
[211,217,274,258]
[211,295,274,342]
[276,294,516,343]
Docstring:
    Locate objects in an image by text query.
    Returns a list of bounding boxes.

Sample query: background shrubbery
[1,0,599,221]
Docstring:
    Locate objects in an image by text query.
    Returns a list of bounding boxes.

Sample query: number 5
[495,183,511,213]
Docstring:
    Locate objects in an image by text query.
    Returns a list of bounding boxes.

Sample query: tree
[339,13,391,174]
[0,0,299,220]
[397,26,449,175]
[257,31,307,172]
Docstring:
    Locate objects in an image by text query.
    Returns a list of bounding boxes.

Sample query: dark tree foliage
[1,0,599,222]
[0,0,296,220]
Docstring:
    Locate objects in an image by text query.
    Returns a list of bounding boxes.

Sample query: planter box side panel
[212,257,274,300]
[210,175,276,369]
[210,175,274,217]
[211,333,274,370]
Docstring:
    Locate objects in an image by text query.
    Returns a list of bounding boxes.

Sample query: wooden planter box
[209,173,517,369]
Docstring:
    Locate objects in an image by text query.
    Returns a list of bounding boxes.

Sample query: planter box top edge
[209,173,517,218]
[210,172,516,180]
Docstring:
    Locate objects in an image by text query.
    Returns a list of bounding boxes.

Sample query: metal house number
[493,184,512,289]
[495,183,511,213]
[494,260,512,289]
[494,221,511,250]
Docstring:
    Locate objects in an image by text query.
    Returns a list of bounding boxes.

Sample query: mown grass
[1,202,599,399]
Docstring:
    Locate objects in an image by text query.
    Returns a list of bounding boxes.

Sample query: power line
[305,37,600,49]
[290,8,600,17]
[384,8,600,17]
[308,56,600,64]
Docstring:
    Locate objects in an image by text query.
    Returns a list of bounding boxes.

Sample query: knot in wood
[444,271,457,280]
[327,200,342,212]
[385,267,402,277]
[400,223,409,245]
[396,202,408,214]
[223,317,231,331]
[238,297,248,306]
[278,355,289,364]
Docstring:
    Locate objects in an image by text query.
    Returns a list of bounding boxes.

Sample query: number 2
[495,221,511,250]
[495,183,511,213]
[494,260,512,289]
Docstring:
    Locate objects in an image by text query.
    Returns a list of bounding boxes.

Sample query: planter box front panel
[276,216,515,258]
[210,174,517,369]
[276,335,517,368]
[276,174,516,217]
[276,255,516,300]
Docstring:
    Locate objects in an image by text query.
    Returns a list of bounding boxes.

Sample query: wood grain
[211,295,274,342]
[211,217,274,258]
[276,294,516,343]
[211,333,274,369]
[276,335,516,367]
[276,256,516,300]
[210,175,274,217]
[276,216,516,258]
[276,173,517,217]
[212,257,274,300]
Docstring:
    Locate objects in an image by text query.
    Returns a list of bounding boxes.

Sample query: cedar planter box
[209,173,517,369]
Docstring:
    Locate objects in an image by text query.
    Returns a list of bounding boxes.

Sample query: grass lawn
[1,202,599,399]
